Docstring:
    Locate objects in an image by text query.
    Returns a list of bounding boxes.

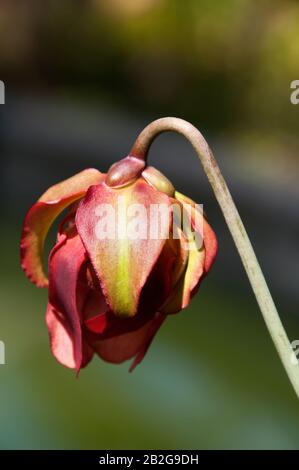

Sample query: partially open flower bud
[20,156,217,372]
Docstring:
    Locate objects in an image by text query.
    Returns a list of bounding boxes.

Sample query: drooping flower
[20,155,217,372]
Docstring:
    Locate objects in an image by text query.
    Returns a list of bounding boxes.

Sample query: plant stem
[130,117,299,399]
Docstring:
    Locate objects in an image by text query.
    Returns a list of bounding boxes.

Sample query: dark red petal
[21,169,104,287]
[83,288,110,334]
[46,303,93,369]
[83,289,151,339]
[88,312,166,370]
[137,234,178,315]
[129,313,166,372]
[48,234,87,371]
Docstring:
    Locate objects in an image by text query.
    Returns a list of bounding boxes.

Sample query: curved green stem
[130,117,299,399]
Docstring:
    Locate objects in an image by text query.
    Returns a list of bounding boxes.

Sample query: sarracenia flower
[20,154,217,372]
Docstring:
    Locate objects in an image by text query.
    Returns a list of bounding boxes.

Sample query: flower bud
[20,157,217,372]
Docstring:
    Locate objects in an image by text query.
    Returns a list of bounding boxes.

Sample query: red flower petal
[21,169,104,287]
[47,234,89,371]
[129,312,166,372]
[87,312,166,370]
[76,178,172,317]
[46,303,93,369]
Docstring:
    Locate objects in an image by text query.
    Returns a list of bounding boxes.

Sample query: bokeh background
[0,0,299,449]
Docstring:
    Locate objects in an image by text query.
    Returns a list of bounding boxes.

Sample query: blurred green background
[0,0,299,449]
